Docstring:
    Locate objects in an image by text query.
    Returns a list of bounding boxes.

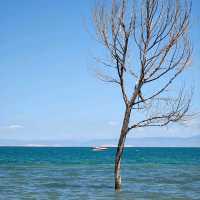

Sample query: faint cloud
[8,124,24,129]
[182,118,200,130]
[108,121,118,127]
[0,124,24,130]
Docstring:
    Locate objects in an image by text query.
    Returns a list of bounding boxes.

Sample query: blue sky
[0,0,200,142]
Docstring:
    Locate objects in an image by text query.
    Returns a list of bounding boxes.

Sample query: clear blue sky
[0,0,199,142]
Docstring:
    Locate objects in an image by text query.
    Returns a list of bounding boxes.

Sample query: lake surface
[0,147,200,199]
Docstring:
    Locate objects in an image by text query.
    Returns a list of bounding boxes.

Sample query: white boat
[92,146,108,151]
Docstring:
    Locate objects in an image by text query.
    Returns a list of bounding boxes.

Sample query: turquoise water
[0,147,200,200]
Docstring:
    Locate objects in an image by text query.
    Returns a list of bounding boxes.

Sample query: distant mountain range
[87,135,200,147]
[0,135,200,147]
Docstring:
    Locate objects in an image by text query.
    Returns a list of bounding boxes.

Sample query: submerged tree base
[115,176,121,192]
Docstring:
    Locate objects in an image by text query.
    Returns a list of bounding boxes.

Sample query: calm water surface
[0,147,199,200]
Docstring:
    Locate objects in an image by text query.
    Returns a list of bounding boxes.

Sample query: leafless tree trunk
[92,0,192,191]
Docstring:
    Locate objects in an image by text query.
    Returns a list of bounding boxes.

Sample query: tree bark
[115,106,131,191]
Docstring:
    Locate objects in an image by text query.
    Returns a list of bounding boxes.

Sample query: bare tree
[92,0,192,191]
